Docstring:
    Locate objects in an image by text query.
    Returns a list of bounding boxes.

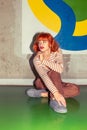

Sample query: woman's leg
[34,70,80,98]
[34,70,79,113]
[34,78,47,90]
[34,71,64,98]
[34,78,48,97]
[47,70,64,98]
[62,82,80,98]
[47,70,80,98]
[47,70,67,113]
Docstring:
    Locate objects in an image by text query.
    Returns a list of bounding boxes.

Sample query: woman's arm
[33,55,58,94]
[42,48,63,73]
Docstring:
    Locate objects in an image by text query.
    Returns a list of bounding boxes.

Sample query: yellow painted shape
[28,0,87,36]
[73,20,87,36]
[27,0,61,33]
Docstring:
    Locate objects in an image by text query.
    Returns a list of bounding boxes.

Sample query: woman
[26,32,80,113]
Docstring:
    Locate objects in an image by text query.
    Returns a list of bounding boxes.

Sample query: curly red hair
[33,32,59,52]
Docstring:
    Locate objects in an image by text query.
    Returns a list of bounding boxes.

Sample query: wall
[0,0,87,85]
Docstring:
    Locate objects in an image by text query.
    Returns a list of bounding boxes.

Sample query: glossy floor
[0,86,87,130]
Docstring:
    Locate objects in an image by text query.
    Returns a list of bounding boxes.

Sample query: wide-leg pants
[34,70,80,98]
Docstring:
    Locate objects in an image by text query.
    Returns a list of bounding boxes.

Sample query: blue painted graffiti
[44,0,87,51]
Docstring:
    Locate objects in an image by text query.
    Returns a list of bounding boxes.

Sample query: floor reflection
[66,98,80,113]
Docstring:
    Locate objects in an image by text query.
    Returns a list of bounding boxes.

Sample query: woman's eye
[38,40,48,44]
[43,41,46,43]
[43,40,48,43]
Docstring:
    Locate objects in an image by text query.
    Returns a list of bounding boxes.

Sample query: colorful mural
[22,0,87,53]
[28,0,87,51]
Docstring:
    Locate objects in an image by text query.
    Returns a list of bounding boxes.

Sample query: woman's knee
[47,70,61,80]
[63,83,80,98]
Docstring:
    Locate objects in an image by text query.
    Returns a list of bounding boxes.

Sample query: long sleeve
[33,56,58,94]
[42,48,63,73]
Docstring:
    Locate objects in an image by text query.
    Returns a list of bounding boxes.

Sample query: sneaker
[49,99,67,113]
[26,88,47,98]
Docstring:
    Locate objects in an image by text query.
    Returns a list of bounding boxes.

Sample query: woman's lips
[39,46,44,50]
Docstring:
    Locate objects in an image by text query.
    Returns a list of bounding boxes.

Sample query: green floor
[0,86,87,130]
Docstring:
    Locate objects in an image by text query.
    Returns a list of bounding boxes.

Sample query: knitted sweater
[33,48,63,94]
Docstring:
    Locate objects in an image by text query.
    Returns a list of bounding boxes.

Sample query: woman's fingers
[54,92,66,107]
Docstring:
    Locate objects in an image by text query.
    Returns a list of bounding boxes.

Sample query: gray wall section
[0,0,87,80]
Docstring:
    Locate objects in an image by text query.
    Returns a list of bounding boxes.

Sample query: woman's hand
[37,51,50,61]
[37,51,44,62]
[53,91,66,107]
[39,53,44,62]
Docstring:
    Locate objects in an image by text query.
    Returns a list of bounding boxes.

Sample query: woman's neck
[42,49,51,59]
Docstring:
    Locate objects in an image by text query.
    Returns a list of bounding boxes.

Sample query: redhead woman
[26,32,80,113]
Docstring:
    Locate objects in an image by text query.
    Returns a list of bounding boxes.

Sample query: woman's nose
[39,41,44,45]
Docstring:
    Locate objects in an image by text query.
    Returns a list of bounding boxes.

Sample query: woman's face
[38,38,50,52]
